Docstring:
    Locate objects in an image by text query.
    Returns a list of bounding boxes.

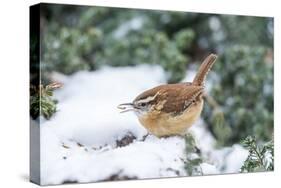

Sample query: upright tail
[192,54,217,86]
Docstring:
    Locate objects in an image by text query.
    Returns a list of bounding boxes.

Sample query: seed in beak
[117,103,135,113]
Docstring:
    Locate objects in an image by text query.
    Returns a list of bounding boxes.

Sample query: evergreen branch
[240,136,274,172]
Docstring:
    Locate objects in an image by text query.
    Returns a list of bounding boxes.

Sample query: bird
[118,54,217,137]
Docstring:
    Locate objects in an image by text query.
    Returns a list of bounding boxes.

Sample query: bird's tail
[192,54,217,86]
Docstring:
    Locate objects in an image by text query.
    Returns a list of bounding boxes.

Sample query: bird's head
[117,89,159,117]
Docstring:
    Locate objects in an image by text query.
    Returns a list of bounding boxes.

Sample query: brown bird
[118,54,217,137]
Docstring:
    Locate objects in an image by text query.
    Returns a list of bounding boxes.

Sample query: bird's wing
[159,84,204,114]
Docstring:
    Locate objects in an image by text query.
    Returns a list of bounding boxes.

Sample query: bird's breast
[138,99,204,137]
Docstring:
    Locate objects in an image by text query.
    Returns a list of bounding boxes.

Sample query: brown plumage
[118,54,217,137]
[134,83,204,115]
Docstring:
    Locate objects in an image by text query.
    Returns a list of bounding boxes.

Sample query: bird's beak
[117,103,135,113]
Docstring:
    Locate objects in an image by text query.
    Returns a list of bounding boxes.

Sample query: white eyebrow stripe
[137,92,159,104]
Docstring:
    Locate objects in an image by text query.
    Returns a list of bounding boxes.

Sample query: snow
[200,163,220,174]
[39,65,248,185]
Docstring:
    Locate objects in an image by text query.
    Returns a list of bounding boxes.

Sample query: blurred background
[37,4,273,148]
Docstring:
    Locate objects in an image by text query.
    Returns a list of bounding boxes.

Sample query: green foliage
[41,5,273,84]
[211,109,231,147]
[218,16,273,47]
[40,5,273,84]
[203,46,273,145]
[96,29,193,83]
[42,23,102,75]
[240,136,274,172]
[184,133,203,175]
[41,6,198,83]
[30,82,62,120]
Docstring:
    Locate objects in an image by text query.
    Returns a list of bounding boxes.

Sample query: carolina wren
[118,54,217,137]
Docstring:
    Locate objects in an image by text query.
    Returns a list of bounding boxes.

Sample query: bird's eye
[139,102,146,107]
